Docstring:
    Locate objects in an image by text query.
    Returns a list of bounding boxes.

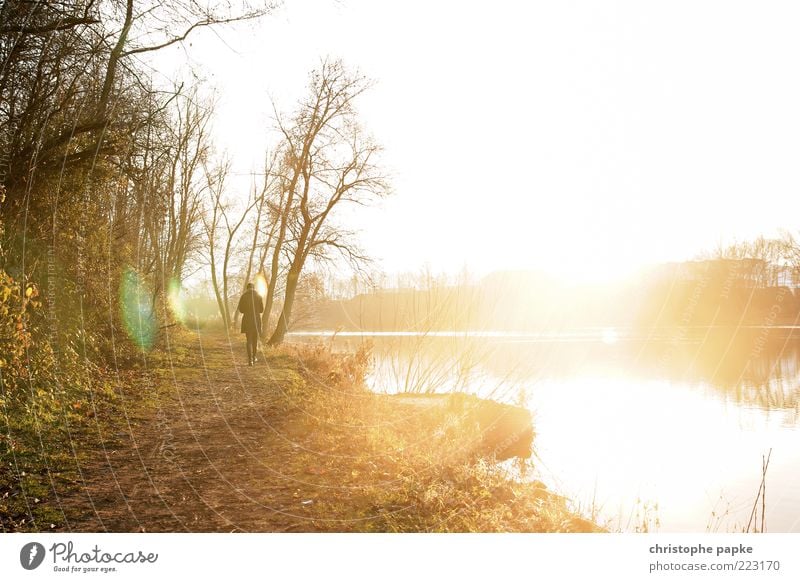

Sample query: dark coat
[237,289,264,335]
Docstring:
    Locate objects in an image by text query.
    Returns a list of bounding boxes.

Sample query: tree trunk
[210,267,229,329]
[267,265,300,345]
[263,192,292,335]
[99,0,134,118]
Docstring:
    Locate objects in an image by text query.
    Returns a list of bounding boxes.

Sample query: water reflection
[290,328,800,532]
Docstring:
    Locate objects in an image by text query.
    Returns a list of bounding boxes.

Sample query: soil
[53,330,585,533]
[63,331,338,532]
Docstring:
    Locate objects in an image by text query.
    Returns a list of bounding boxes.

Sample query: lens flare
[255,272,268,297]
[167,277,187,324]
[119,268,156,350]
[601,328,619,344]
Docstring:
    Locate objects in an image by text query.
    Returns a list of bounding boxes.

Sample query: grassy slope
[1,329,599,532]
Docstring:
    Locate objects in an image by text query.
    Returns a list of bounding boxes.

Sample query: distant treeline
[307,259,800,332]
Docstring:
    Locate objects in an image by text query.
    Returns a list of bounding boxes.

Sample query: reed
[745,448,772,533]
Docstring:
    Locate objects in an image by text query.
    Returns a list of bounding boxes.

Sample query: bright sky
[149,0,800,282]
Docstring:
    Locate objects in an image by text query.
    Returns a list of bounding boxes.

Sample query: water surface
[290,327,800,532]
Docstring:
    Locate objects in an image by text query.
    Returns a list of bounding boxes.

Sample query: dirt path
[64,331,330,532]
[56,330,590,533]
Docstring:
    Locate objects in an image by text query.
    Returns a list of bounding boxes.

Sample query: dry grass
[274,341,601,532]
[4,330,601,532]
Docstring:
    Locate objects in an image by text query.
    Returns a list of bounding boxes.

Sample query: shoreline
[1,330,602,533]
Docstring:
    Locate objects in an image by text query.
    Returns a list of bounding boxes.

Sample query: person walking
[237,282,264,365]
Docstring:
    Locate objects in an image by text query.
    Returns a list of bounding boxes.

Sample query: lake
[289,327,800,532]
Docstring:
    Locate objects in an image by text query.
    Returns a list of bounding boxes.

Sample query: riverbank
[2,330,600,532]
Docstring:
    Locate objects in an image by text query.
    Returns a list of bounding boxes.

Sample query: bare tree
[257,175,287,331]
[109,87,207,280]
[778,231,800,287]
[2,1,276,191]
[233,150,282,328]
[0,0,277,345]
[202,159,258,329]
[266,59,389,345]
[163,91,212,282]
[712,236,786,288]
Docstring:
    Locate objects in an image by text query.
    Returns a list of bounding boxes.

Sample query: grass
[0,329,188,532]
[1,329,601,533]
[0,368,120,531]
[268,341,601,532]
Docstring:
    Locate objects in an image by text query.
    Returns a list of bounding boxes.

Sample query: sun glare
[601,328,619,344]
[255,272,268,297]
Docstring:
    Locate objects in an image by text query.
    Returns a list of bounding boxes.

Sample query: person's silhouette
[237,282,264,365]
